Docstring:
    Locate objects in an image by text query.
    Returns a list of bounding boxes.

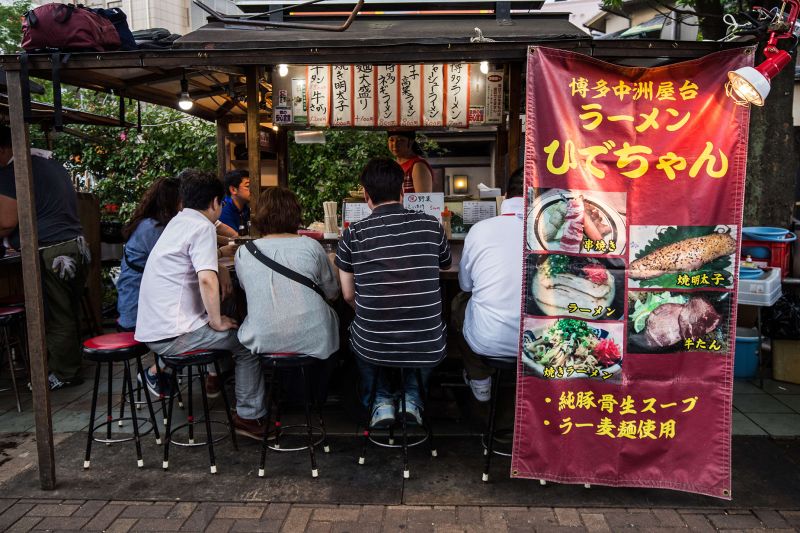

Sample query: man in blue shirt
[218,170,250,235]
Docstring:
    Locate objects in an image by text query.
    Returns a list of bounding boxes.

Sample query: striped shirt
[335,203,451,366]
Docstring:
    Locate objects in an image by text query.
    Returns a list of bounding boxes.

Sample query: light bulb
[278,64,289,77]
[480,61,489,75]
[726,50,791,107]
[178,92,193,111]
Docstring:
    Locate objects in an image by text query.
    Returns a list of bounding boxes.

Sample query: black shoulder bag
[244,240,327,301]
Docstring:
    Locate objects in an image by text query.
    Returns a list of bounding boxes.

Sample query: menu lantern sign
[355,65,377,126]
[308,65,331,127]
[423,64,445,127]
[400,64,423,127]
[447,63,470,128]
[332,65,354,126]
[377,65,400,127]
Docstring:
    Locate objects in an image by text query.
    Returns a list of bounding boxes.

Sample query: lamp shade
[727,50,792,106]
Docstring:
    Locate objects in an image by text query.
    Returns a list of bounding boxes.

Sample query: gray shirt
[0,155,82,249]
[235,236,340,359]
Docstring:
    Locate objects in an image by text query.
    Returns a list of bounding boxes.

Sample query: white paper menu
[376,65,399,127]
[332,65,353,127]
[423,64,445,127]
[462,201,497,225]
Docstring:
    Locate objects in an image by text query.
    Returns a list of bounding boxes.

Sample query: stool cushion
[259,352,315,368]
[159,349,229,367]
[479,356,517,371]
[0,296,25,307]
[0,306,24,325]
[83,332,149,361]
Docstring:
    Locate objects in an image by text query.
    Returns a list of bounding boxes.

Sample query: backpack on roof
[21,3,121,52]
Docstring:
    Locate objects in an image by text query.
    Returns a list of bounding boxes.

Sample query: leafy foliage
[0,0,29,54]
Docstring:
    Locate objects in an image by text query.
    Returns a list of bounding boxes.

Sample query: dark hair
[252,186,302,235]
[123,177,181,241]
[177,169,225,211]
[387,129,424,156]
[506,167,525,198]
[223,169,249,196]
[359,158,404,205]
[0,126,11,148]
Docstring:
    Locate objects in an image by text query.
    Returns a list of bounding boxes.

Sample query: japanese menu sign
[403,192,444,221]
[400,64,423,126]
[513,47,753,498]
[332,65,353,127]
[423,64,445,127]
[354,65,376,127]
[377,65,399,127]
[308,65,331,127]
[447,63,470,127]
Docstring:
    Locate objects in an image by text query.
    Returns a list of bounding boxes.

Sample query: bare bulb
[278,64,289,77]
[480,61,489,75]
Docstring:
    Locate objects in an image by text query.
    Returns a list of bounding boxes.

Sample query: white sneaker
[463,370,491,402]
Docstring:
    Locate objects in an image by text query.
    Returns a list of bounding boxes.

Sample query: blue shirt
[219,197,250,233]
[116,218,164,329]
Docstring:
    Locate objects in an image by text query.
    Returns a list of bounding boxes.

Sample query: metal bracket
[193,0,364,32]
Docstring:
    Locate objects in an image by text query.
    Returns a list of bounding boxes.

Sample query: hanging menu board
[423,64,445,127]
[399,64,423,127]
[332,65,353,127]
[354,65,376,127]
[291,78,307,125]
[485,70,503,124]
[377,65,399,127]
[307,65,331,127]
[447,63,470,128]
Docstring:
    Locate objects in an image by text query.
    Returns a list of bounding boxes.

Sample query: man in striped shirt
[336,158,451,428]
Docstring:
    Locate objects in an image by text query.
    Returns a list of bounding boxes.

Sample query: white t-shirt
[458,197,524,358]
[134,209,219,342]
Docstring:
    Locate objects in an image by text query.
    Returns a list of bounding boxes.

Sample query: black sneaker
[48,373,83,390]
[138,369,173,398]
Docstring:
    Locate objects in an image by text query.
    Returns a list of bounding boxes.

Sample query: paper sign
[291,78,307,125]
[399,64,423,127]
[343,202,372,225]
[403,192,445,221]
[423,64,445,127]
[274,108,292,125]
[485,70,503,124]
[447,63,470,127]
[277,89,289,108]
[332,65,353,127]
[307,65,331,127]
[462,201,496,224]
[354,65,376,127]
[377,65,399,127]
[469,106,485,124]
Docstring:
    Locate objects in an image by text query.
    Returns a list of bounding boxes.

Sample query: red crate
[741,239,792,278]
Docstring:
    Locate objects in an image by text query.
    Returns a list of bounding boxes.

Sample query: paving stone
[332,521,387,533]
[280,507,312,533]
[358,505,384,523]
[217,505,265,519]
[180,503,221,531]
[168,502,198,519]
[554,508,582,527]
[83,504,125,531]
[707,513,764,529]
[579,513,611,532]
[780,511,800,527]
[384,506,409,526]
[0,503,34,530]
[205,518,235,533]
[6,516,42,533]
[106,518,138,533]
[27,503,80,517]
[59,500,86,506]
[753,510,791,528]
[636,527,692,533]
[408,509,457,525]
[263,503,291,522]
[306,521,333,533]
[131,518,187,531]
[120,504,174,519]
[31,516,90,530]
[456,506,482,525]
[72,500,107,518]
[16,500,59,505]
[604,510,659,529]
[432,526,469,533]
[229,518,281,532]
[0,499,18,515]
[503,509,557,528]
[652,509,686,527]
[524,527,586,533]
[678,514,716,533]
[312,507,361,522]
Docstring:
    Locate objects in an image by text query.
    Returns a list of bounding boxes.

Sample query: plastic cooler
[741,238,793,279]
[734,327,759,379]
[737,267,781,306]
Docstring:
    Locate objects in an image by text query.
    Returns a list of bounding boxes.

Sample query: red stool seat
[159,349,228,367]
[83,332,148,362]
[0,306,25,325]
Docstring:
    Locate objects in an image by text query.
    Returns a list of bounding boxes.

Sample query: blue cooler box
[734,327,759,378]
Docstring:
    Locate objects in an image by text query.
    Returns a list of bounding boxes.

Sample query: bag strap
[122,245,145,273]
[51,52,62,131]
[244,240,326,300]
[19,53,32,123]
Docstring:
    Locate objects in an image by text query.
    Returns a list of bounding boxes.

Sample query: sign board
[462,201,496,225]
[307,65,331,127]
[485,71,503,124]
[399,64,423,127]
[291,77,307,125]
[403,192,445,221]
[423,64,445,127]
[274,108,292,125]
[332,65,353,126]
[377,65,399,127]
[354,65,376,127]
[447,63,470,128]
[343,202,373,226]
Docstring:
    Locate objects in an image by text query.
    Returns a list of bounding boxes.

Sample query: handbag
[21,3,121,52]
[244,241,328,302]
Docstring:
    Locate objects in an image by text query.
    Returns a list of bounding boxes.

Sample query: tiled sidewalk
[0,499,798,532]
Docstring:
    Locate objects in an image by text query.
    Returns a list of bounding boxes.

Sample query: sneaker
[464,370,491,403]
[369,402,395,428]
[232,413,267,441]
[138,369,173,398]
[48,373,83,391]
[399,400,423,426]
[205,374,221,399]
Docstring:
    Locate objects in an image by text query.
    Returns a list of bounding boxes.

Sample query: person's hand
[210,315,238,331]
[218,266,233,301]
[218,242,238,258]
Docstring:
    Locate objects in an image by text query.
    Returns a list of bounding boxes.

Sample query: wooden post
[216,120,227,178]
[246,67,261,210]
[5,68,56,490]
[507,61,523,176]
[276,127,289,188]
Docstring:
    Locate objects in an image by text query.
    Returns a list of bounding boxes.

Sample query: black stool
[0,307,27,412]
[82,332,161,469]
[359,364,436,479]
[258,353,329,478]
[480,355,517,482]
[160,349,237,474]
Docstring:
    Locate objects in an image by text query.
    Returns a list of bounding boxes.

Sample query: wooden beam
[507,61,522,176]
[276,127,289,188]
[5,69,56,490]
[216,120,227,178]
[246,66,261,217]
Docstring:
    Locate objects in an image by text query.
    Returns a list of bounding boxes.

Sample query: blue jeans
[356,358,432,410]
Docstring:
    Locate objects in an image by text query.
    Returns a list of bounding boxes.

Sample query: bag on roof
[21,3,121,52]
[90,7,136,51]
[132,28,181,49]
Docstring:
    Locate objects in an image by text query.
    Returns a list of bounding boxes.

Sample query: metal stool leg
[106,362,113,443]
[136,356,161,444]
[118,369,127,427]
[358,367,380,465]
[258,364,278,477]
[482,368,503,482]
[399,368,410,479]
[187,366,195,444]
[213,360,237,451]
[414,368,436,458]
[311,368,330,454]
[154,354,168,426]
[300,365,319,478]
[83,362,102,469]
[162,371,178,470]
[197,366,217,474]
[1,327,22,412]
[273,373,283,450]
[123,360,144,468]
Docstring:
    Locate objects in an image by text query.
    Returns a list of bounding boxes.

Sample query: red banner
[513,47,754,498]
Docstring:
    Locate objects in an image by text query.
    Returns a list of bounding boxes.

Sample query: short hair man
[336,158,451,428]
[135,169,267,439]
[0,125,89,390]
[454,167,524,402]
[217,170,251,237]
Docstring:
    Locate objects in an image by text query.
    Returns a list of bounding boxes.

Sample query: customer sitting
[235,186,339,358]
[453,168,524,402]
[216,170,251,239]
[134,169,267,440]
[336,158,451,428]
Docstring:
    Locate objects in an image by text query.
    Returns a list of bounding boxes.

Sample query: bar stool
[160,349,237,474]
[258,353,329,478]
[480,355,517,482]
[359,364,437,480]
[0,306,27,412]
[82,332,161,469]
